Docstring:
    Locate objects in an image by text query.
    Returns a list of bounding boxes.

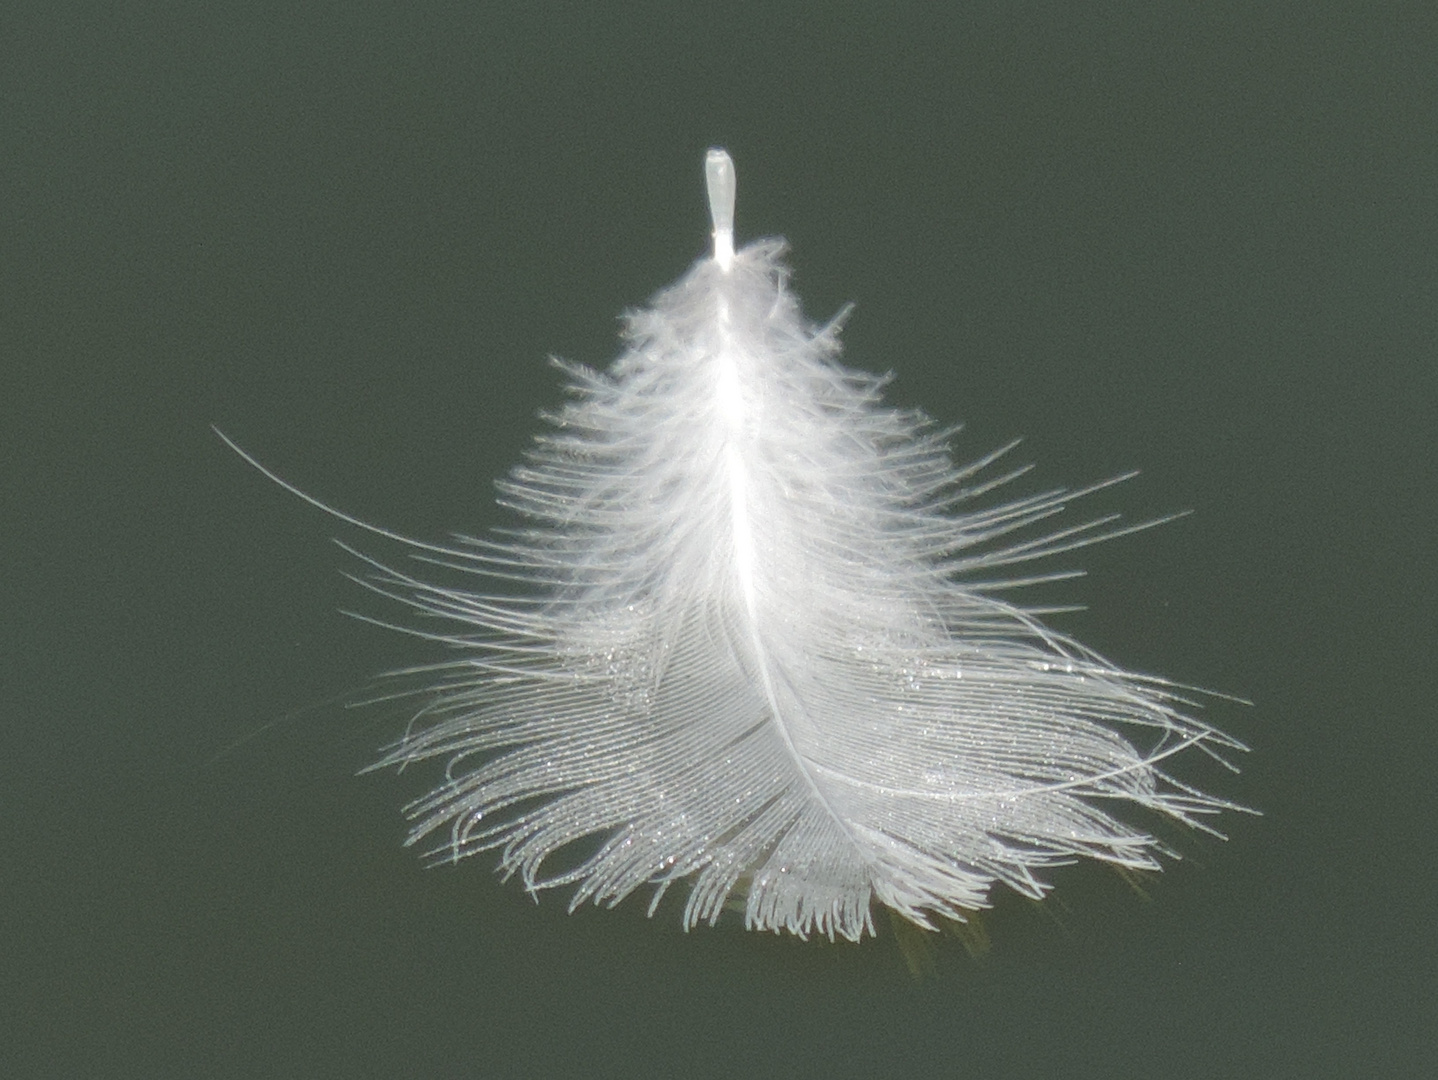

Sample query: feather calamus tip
[705,148,736,271]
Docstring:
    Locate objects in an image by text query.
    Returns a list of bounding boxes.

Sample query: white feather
[225,149,1244,941]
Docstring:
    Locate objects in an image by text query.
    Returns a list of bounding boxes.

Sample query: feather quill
[228,149,1244,941]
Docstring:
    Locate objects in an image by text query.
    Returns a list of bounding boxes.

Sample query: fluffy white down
[367,238,1242,941]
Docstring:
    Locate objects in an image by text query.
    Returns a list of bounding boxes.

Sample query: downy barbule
[223,149,1246,943]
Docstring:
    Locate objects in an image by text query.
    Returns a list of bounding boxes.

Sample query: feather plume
[225,149,1244,941]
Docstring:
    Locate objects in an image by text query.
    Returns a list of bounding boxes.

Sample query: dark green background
[4,3,1433,1077]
